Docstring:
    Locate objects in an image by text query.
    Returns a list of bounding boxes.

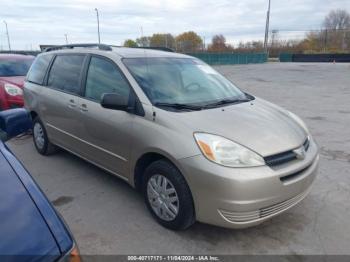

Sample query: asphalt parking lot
[8,62,350,255]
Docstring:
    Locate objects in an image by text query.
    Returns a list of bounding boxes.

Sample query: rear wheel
[142,160,195,230]
[33,117,58,155]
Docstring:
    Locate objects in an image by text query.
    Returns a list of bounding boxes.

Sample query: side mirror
[100,93,130,111]
[0,109,32,142]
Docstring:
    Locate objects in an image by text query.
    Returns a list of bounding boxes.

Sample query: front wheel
[142,160,195,230]
[33,117,58,155]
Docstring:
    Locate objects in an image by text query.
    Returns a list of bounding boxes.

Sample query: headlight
[287,111,309,134]
[4,83,23,96]
[194,133,265,167]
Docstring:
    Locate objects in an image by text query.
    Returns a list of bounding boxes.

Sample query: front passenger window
[85,57,130,102]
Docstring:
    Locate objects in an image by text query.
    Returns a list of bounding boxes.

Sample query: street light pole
[263,0,271,53]
[140,26,144,47]
[95,8,101,44]
[3,20,11,51]
[64,34,68,44]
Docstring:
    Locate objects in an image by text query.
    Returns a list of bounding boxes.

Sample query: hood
[0,145,61,257]
[0,142,74,256]
[163,98,307,157]
[0,76,25,88]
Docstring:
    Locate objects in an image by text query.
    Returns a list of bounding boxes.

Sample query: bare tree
[208,34,232,52]
[323,9,350,30]
[322,9,350,51]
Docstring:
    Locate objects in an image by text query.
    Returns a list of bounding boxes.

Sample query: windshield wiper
[154,102,203,111]
[203,98,251,109]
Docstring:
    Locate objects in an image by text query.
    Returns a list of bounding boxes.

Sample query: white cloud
[0,0,349,50]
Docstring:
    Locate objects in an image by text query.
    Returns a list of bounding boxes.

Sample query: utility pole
[3,20,11,51]
[95,8,101,44]
[324,29,328,52]
[203,36,206,51]
[140,26,144,47]
[263,0,271,53]
[64,34,68,44]
[271,29,278,48]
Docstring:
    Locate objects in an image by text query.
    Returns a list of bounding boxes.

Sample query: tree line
[123,9,350,56]
[123,31,204,53]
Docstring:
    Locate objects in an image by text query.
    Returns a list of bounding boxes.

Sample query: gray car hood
[164,98,307,157]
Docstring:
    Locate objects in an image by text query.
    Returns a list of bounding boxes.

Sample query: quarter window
[85,57,130,102]
[48,55,85,94]
[26,54,53,84]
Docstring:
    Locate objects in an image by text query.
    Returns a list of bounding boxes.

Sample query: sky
[0,0,349,50]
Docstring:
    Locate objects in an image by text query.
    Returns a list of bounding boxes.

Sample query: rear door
[76,55,133,179]
[40,54,86,154]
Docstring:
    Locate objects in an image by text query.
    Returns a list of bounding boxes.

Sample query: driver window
[85,57,130,102]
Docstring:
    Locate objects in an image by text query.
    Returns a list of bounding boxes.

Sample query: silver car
[24,44,319,230]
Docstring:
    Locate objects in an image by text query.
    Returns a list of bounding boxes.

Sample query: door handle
[68,99,76,108]
[79,104,88,112]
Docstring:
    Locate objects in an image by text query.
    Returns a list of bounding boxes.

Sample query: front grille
[219,188,310,223]
[280,164,311,183]
[219,209,260,223]
[260,189,310,218]
[264,137,310,167]
[264,151,297,166]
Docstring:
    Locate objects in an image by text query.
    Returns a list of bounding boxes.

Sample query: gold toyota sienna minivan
[24,44,319,230]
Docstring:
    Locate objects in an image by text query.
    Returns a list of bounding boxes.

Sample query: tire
[32,117,58,155]
[142,160,195,230]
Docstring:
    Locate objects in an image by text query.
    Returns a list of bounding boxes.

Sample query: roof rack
[44,43,113,52]
[44,44,175,53]
[135,47,174,52]
[109,45,174,53]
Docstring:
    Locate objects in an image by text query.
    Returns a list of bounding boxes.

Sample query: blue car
[0,109,79,262]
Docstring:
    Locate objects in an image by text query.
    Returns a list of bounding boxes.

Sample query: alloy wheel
[33,122,45,150]
[147,174,180,221]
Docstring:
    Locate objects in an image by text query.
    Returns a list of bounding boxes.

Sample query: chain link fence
[187,53,268,65]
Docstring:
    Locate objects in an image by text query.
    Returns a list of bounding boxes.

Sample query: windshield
[0,59,33,77]
[123,57,247,106]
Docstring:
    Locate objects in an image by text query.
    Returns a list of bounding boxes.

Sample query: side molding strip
[46,123,127,162]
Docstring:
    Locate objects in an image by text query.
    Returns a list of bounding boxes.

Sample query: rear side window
[26,54,53,84]
[48,55,85,94]
[85,57,130,102]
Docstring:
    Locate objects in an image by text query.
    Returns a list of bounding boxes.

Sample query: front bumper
[178,138,319,229]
